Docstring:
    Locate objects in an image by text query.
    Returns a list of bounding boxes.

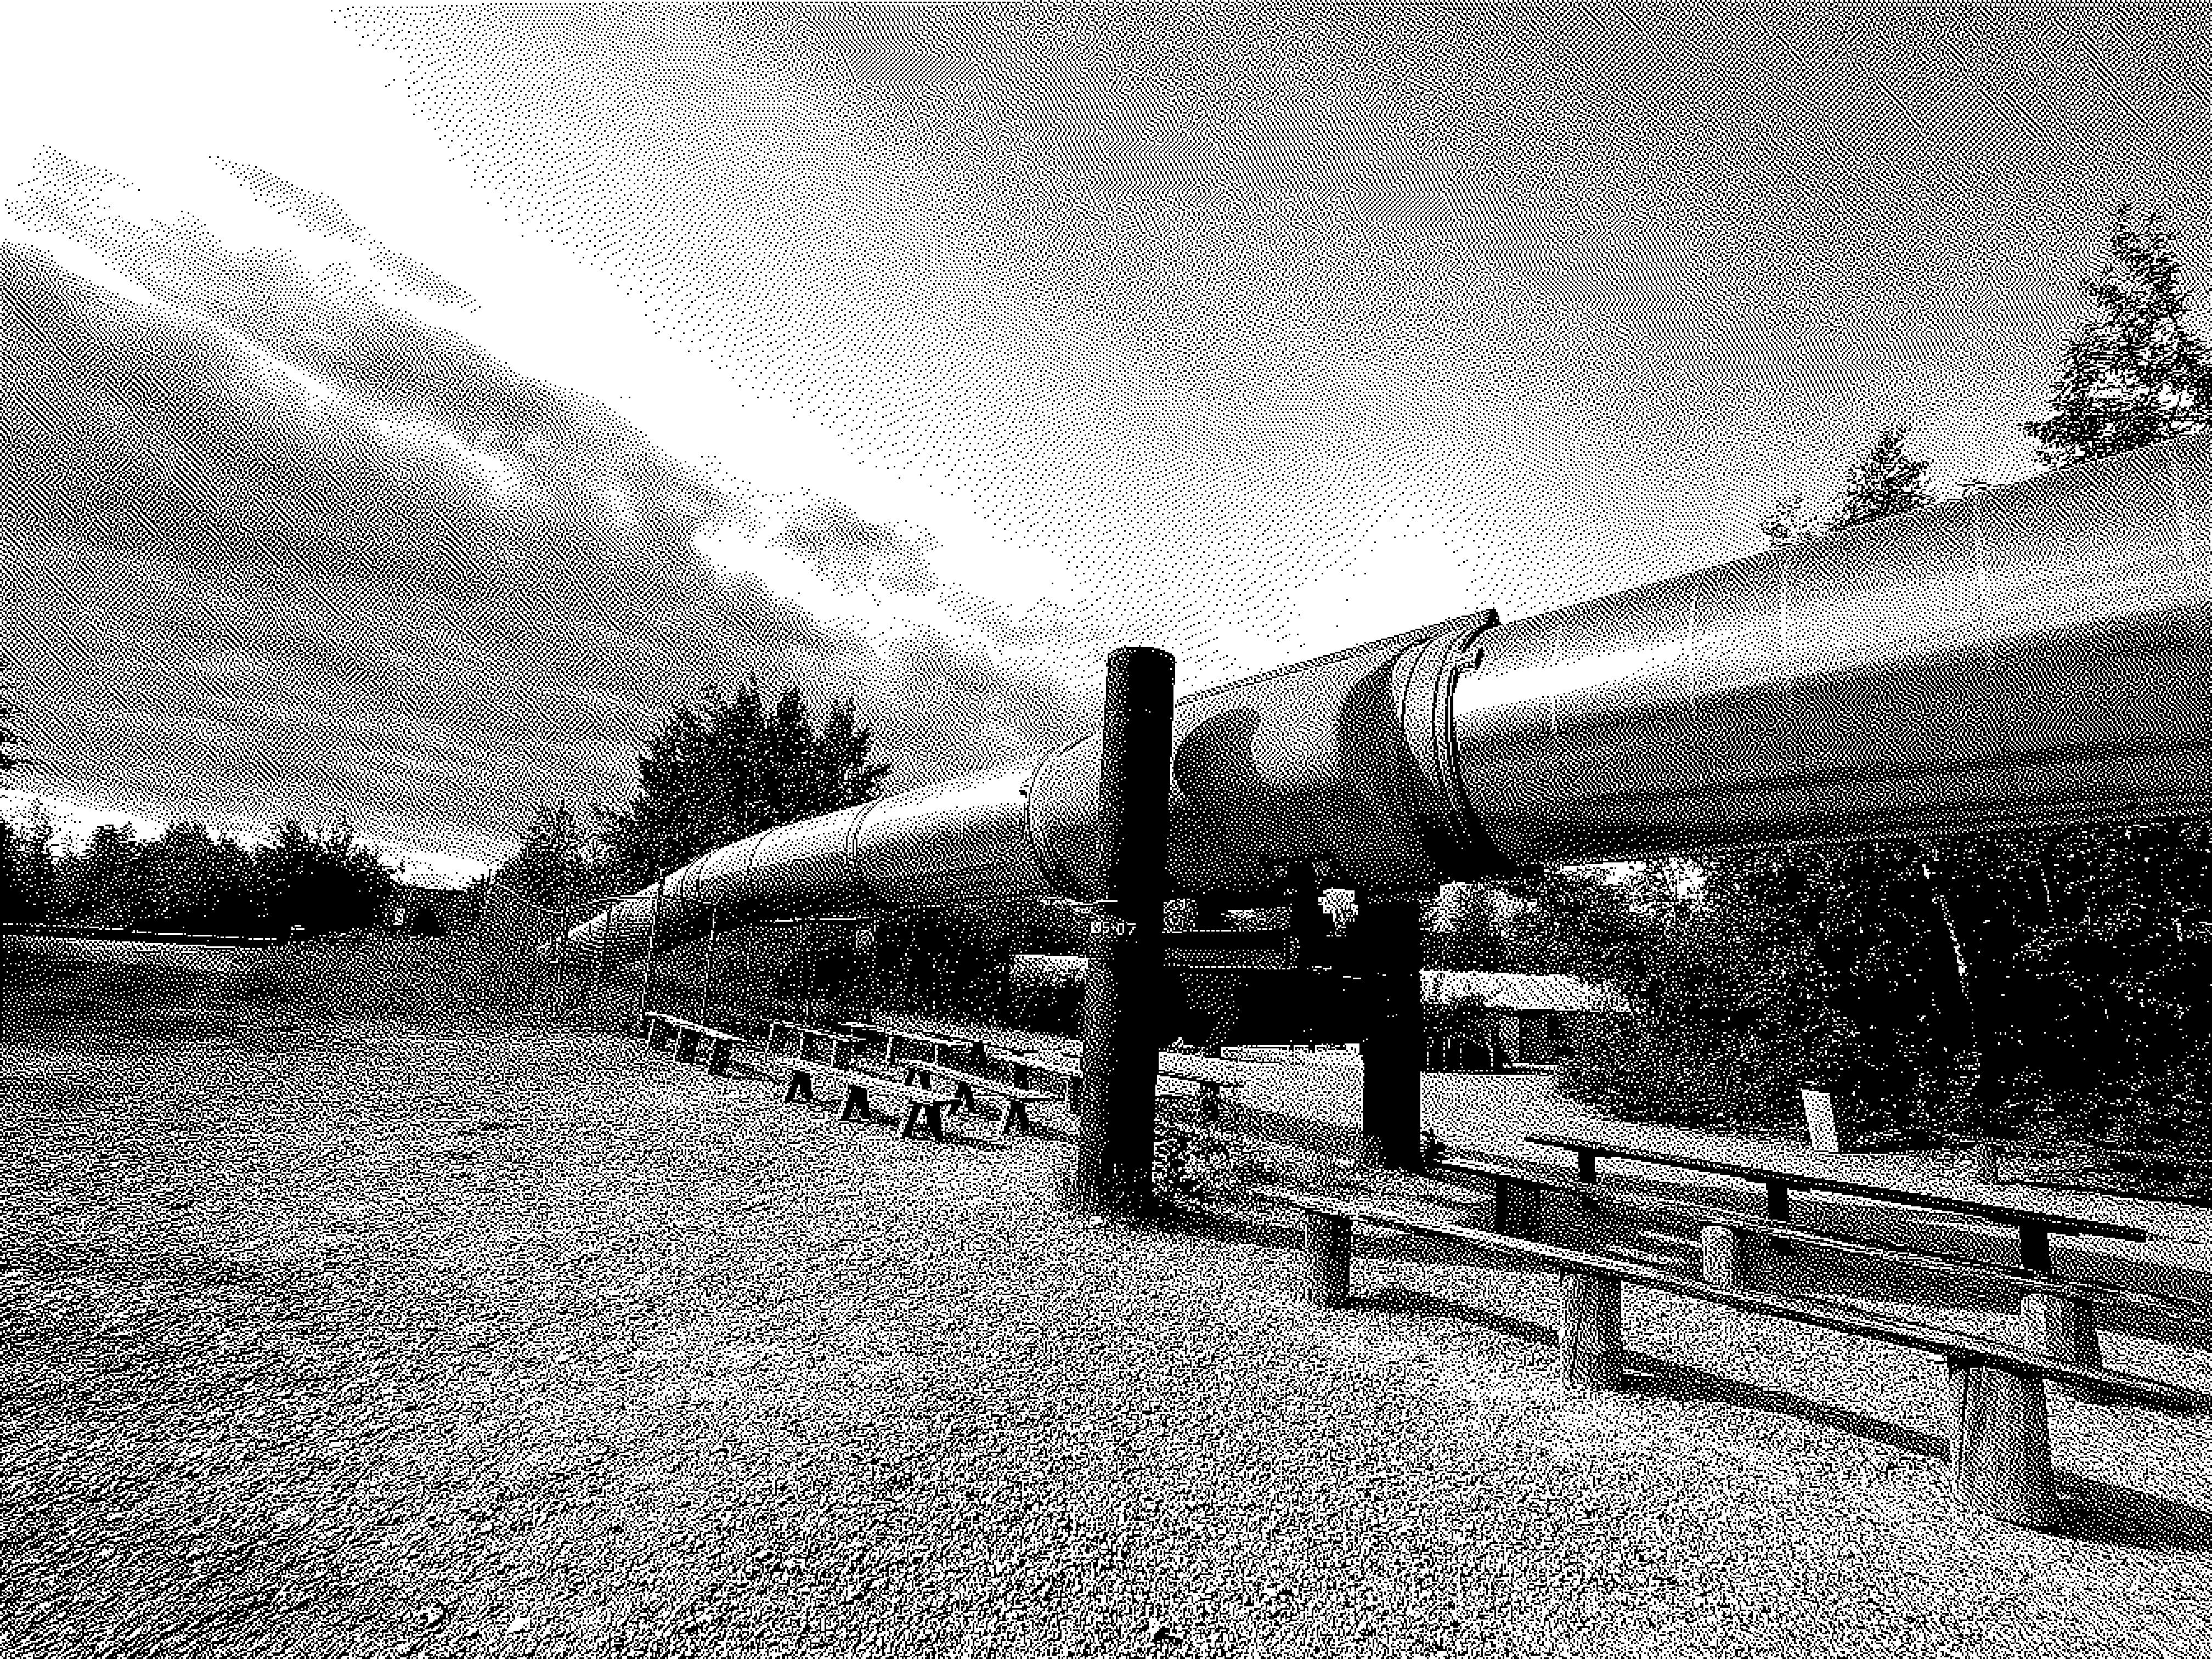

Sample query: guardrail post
[1353,895,1425,1173]
[2021,1289,2114,1404]
[1069,646,1175,1216]
[1492,1173,1542,1239]
[1557,1270,1624,1391]
[1700,1224,1750,1291]
[1304,1211,1352,1307]
[1946,1361,2058,1528]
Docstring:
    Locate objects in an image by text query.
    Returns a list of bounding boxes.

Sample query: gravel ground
[3,935,2211,1659]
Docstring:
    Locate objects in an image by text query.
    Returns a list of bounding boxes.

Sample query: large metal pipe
[561,432,2212,964]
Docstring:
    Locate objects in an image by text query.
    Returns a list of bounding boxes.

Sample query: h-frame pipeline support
[1356,895,1426,1173]
[1069,645,1176,1216]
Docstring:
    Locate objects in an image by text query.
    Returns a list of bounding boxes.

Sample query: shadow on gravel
[1178,1201,1555,1279]
[1367,1284,1558,1350]
[2,943,246,1055]
[1632,1356,2212,1550]
[2059,1476,2212,1551]
[1225,1102,1361,1161]
[1364,1284,2212,1550]
[0,1073,143,1119]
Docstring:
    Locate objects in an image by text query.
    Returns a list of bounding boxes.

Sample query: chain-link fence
[474,878,932,1040]
[472,878,642,1028]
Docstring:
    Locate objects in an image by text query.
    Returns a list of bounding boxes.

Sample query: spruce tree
[2024,204,2212,468]
[1832,427,1933,526]
[594,678,889,888]
[1762,427,1934,551]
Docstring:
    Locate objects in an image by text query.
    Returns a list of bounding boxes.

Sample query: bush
[1556,1014,1807,1137]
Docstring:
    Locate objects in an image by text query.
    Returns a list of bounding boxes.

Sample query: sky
[6,3,2212,883]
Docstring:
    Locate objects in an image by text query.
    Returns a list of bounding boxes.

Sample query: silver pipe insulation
[560,431,2212,966]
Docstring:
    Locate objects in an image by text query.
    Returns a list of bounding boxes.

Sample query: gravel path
[3,936,2210,1659]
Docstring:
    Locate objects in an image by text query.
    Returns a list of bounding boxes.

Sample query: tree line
[0,811,403,938]
[0,656,407,939]
[1432,205,2212,1149]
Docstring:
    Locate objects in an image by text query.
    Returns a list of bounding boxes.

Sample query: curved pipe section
[557,431,2212,966]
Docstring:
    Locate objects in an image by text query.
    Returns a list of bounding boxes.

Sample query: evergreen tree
[2004,202,2212,1142]
[1476,210,2212,1151]
[1832,426,1934,526]
[2024,204,2212,468]
[1760,426,1933,550]
[596,678,889,887]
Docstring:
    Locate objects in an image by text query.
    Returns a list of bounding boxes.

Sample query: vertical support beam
[632,878,664,1037]
[1352,894,1425,1173]
[1946,1361,2058,1529]
[859,913,883,1025]
[1069,646,1176,1215]
[696,907,721,1023]
[1556,1271,1624,1391]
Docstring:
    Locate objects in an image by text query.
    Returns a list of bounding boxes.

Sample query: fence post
[591,896,612,1017]
[633,878,665,1036]
[697,907,720,1024]
[1069,646,1175,1216]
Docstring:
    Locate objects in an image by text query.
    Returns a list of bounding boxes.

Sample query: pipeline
[561,432,2212,966]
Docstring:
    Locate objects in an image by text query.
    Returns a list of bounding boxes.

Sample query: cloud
[768,496,939,594]
[211,156,477,309]
[1,153,1085,872]
[878,627,1086,764]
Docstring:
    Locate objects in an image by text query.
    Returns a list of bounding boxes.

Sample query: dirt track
[3,935,2211,1659]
